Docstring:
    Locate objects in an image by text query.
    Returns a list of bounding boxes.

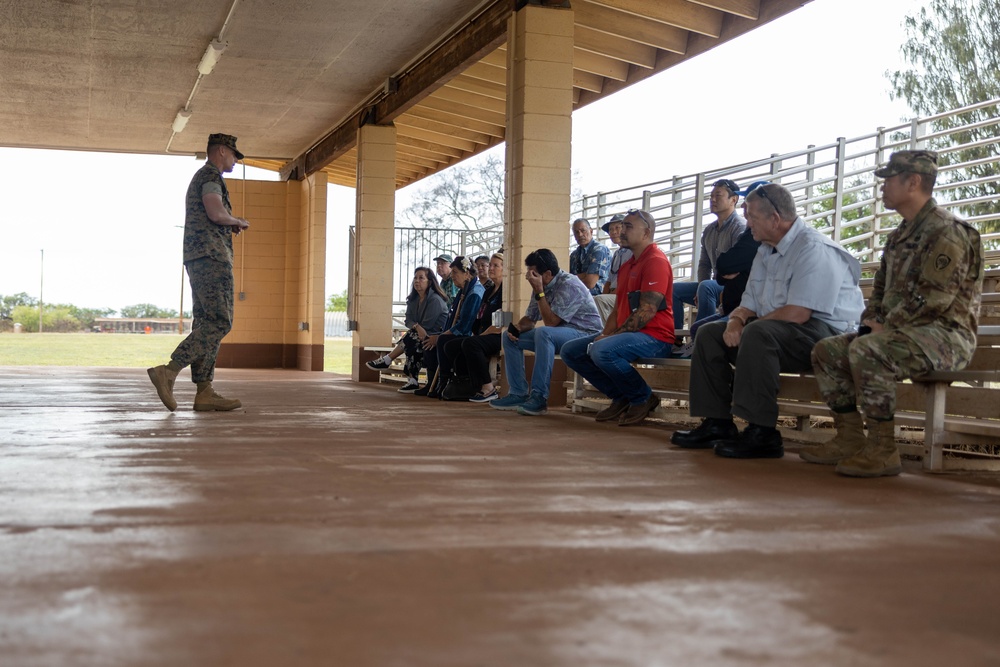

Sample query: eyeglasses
[753,184,781,214]
[712,179,739,195]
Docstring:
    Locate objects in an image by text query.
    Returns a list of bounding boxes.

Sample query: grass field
[0,333,353,374]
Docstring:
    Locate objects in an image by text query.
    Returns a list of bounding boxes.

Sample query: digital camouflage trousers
[171,257,234,384]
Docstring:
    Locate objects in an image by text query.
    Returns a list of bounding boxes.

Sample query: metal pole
[38,249,44,333]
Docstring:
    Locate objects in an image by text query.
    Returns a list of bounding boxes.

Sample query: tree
[327,289,348,312]
[0,292,37,320]
[67,305,115,330]
[396,152,505,263]
[12,304,80,332]
[887,0,1000,243]
[119,303,177,318]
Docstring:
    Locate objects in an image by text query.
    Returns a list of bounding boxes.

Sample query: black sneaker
[366,357,391,371]
[469,389,499,403]
[398,379,420,393]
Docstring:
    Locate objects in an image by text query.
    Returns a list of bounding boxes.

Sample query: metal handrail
[574,98,1000,279]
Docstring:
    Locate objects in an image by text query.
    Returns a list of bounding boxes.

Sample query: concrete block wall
[216,176,327,371]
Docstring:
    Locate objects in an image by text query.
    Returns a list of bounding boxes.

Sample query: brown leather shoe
[618,394,661,427]
[595,398,630,422]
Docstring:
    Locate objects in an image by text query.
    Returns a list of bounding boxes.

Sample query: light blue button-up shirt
[740,217,864,332]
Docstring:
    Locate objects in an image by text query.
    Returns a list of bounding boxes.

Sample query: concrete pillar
[504,3,575,320]
[351,123,397,381]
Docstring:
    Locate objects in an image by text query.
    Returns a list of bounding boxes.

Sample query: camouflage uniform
[170,161,237,384]
[813,161,984,419]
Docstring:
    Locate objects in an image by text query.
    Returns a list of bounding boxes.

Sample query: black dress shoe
[670,418,738,448]
[714,424,784,459]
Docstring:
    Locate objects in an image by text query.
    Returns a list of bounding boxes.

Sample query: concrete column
[351,123,397,381]
[504,3,575,320]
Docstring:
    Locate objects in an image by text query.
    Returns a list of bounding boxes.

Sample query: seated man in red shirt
[561,209,675,426]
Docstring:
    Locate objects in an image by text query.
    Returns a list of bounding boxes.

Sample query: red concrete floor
[1,366,999,666]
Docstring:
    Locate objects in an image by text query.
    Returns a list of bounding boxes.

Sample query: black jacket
[714,229,761,315]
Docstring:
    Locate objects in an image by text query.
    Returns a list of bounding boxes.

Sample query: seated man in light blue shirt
[671,183,865,459]
[673,179,746,331]
[492,248,603,416]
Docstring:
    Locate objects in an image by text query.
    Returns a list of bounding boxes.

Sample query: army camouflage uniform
[170,161,237,384]
[812,197,984,420]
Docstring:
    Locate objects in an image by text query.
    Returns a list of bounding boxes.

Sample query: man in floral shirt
[569,218,611,296]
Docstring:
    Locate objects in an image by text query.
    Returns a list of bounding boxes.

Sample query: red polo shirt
[615,243,675,343]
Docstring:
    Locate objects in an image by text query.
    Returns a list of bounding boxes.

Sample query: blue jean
[502,325,592,398]
[673,280,724,330]
[561,332,672,404]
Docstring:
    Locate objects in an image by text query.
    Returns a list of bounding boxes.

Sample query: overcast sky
[1,0,925,314]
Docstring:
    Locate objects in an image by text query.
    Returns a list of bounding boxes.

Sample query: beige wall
[218,174,327,371]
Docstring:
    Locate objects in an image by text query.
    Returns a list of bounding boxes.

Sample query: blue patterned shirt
[569,239,612,295]
[525,270,603,334]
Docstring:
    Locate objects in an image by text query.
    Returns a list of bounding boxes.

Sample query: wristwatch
[536,291,545,300]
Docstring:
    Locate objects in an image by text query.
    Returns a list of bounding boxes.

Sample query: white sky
[1,0,923,314]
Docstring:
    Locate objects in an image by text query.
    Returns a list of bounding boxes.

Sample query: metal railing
[347,222,504,328]
[347,98,1000,332]
[573,98,1000,279]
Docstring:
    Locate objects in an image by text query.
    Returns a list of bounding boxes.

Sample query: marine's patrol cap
[207,133,244,160]
[874,150,938,178]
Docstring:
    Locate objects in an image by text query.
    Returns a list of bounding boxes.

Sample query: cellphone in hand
[507,323,521,338]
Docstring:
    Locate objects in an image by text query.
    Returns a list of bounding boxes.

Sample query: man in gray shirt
[671,183,864,459]
[672,179,746,331]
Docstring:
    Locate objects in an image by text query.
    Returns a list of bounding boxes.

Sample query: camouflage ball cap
[874,150,938,178]
[207,133,244,160]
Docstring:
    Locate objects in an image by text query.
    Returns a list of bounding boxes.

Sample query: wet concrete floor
[1,366,999,666]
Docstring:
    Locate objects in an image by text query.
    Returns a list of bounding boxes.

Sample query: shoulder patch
[934,254,951,271]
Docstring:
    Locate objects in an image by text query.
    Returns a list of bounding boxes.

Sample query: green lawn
[0,333,353,374]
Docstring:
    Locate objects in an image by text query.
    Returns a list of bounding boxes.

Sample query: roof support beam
[586,0,724,38]
[574,25,657,69]
[573,48,630,81]
[574,1,689,53]
[282,0,512,180]
[688,0,759,20]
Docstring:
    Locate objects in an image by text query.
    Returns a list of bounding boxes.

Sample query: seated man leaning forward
[491,248,603,416]
[561,209,675,427]
[670,183,865,458]
[570,217,612,296]
[804,150,983,478]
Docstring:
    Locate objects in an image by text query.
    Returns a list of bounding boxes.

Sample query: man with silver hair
[671,183,865,458]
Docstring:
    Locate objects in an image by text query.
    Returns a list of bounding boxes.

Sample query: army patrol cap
[874,150,938,178]
[207,133,244,160]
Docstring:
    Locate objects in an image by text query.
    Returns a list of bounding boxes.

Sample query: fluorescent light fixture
[172,110,192,133]
[197,39,227,75]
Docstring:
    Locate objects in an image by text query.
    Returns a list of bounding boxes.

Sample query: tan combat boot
[147,365,179,412]
[194,383,242,412]
[835,419,902,478]
[800,410,866,465]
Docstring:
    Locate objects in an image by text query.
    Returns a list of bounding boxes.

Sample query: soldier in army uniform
[804,150,984,477]
[147,133,251,412]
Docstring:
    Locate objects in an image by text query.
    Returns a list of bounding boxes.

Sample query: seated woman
[414,256,484,398]
[366,267,449,392]
[443,251,504,402]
